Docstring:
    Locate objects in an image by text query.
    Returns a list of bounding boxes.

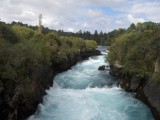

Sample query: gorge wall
[109,64,160,120]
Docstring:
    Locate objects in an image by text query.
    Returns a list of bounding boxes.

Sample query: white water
[28,46,153,120]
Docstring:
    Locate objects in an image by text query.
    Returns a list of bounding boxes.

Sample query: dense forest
[0,21,99,119]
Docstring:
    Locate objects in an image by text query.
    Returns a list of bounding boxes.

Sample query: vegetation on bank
[1,20,160,98]
[107,21,160,82]
[0,21,97,96]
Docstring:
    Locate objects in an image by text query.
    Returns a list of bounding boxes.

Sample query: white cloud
[86,9,104,18]
[0,0,160,33]
[88,0,129,10]
[116,20,124,26]
[129,1,160,22]
[130,2,160,15]
[81,23,90,28]
[127,14,145,24]
[67,28,74,32]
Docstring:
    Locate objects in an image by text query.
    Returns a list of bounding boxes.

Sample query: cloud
[129,1,160,22]
[88,0,129,10]
[67,28,74,32]
[130,2,160,15]
[116,20,125,26]
[86,9,104,18]
[81,23,90,28]
[127,14,145,24]
[0,0,160,33]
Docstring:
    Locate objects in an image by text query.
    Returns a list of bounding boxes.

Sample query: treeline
[107,21,160,81]
[57,29,125,45]
[9,21,125,45]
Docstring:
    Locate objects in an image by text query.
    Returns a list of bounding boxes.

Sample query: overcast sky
[0,0,160,33]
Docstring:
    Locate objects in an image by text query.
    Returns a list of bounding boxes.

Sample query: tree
[0,22,19,43]
[127,23,136,31]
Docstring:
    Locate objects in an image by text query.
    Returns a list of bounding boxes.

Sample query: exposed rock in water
[98,65,106,70]
[98,65,110,71]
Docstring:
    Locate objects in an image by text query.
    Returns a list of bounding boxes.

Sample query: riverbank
[109,64,160,120]
[0,50,101,120]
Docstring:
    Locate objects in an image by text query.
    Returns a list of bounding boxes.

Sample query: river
[28,46,153,120]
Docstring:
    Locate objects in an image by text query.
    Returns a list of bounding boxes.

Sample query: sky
[0,0,160,33]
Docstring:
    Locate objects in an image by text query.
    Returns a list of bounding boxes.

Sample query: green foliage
[107,22,160,81]
[101,28,126,46]
[44,32,61,46]
[0,22,19,43]
[12,25,35,41]
[127,23,136,31]
[0,21,97,96]
[85,40,97,51]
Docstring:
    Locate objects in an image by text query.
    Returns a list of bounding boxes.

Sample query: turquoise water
[28,47,153,120]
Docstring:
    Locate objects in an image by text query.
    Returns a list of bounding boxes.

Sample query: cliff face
[155,57,160,74]
[0,50,101,120]
[109,64,160,120]
[130,78,160,120]
[0,65,54,120]
[143,80,160,119]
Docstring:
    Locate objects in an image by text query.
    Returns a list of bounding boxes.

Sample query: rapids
[28,46,153,120]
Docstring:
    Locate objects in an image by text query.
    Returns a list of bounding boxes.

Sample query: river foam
[28,46,153,120]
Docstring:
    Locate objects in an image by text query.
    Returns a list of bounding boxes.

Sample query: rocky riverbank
[109,64,160,120]
[0,50,101,120]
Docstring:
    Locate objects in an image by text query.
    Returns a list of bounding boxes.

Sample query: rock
[155,57,160,74]
[98,65,106,70]
[109,64,124,77]
[143,79,160,120]
[130,78,140,91]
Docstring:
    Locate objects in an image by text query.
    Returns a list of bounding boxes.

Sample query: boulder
[98,65,106,70]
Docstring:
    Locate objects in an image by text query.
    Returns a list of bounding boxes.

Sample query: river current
[28,46,153,120]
